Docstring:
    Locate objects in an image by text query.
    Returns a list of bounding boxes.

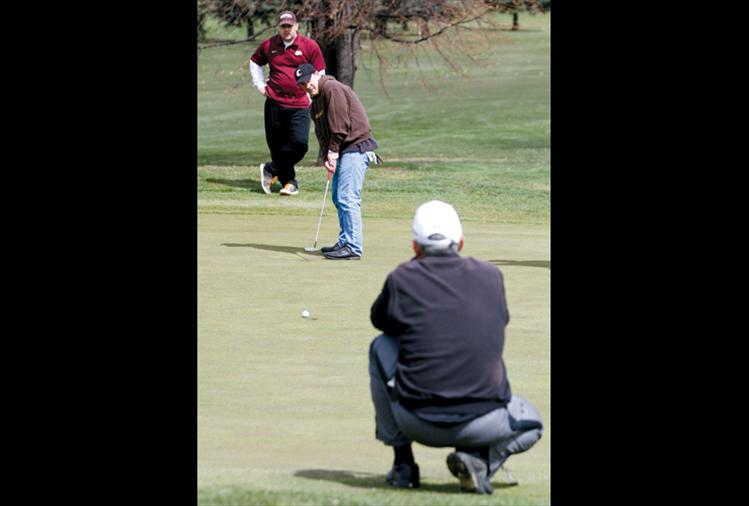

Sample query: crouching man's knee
[505,395,544,455]
[369,334,398,382]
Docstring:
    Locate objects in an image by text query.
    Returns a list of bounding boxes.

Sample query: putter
[304,172,331,252]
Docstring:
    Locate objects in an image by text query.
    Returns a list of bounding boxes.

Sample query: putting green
[198,212,549,504]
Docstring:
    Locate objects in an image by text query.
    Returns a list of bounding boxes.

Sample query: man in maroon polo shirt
[250,10,326,196]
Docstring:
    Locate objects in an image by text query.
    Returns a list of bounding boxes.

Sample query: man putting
[295,63,380,260]
[368,200,544,493]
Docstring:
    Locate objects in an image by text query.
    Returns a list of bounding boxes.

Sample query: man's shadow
[294,469,517,493]
[206,177,265,194]
[488,259,550,270]
[222,242,321,259]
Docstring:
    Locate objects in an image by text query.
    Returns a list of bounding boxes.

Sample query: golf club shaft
[312,178,330,248]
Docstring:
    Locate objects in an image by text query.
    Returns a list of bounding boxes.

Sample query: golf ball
[302,310,310,318]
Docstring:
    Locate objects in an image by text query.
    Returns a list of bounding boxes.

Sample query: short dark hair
[420,241,460,257]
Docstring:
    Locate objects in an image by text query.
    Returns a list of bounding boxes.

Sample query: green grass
[198,12,549,225]
[198,215,550,506]
[199,482,547,506]
[198,12,550,506]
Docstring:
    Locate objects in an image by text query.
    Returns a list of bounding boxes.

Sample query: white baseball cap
[412,200,463,248]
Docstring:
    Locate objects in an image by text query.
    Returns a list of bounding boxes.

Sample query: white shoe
[279,182,299,196]
[260,163,277,194]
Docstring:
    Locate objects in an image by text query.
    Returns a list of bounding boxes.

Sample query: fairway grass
[198,13,550,226]
[198,160,549,225]
[198,215,549,506]
[198,11,549,506]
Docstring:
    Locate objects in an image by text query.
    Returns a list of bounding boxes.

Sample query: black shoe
[323,245,361,260]
[386,463,420,488]
[446,452,493,494]
[320,243,343,253]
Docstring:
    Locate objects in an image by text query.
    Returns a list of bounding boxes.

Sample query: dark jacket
[371,255,512,417]
[310,76,377,161]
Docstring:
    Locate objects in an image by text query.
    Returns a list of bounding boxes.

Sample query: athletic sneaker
[321,243,343,253]
[446,452,493,494]
[260,163,278,194]
[323,245,361,260]
[385,462,420,488]
[279,182,299,196]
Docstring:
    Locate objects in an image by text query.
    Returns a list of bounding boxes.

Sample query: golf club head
[303,247,320,252]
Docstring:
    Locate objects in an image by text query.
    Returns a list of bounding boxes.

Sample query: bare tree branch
[371,7,496,45]
[198,1,546,87]
[198,26,273,52]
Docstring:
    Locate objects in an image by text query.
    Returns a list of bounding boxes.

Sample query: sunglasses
[279,24,293,29]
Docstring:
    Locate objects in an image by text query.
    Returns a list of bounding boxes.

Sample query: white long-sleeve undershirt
[249,60,266,90]
[249,56,325,92]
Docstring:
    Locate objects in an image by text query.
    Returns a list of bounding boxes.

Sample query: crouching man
[368,200,544,494]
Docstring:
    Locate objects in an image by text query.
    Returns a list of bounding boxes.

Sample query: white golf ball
[302,310,310,319]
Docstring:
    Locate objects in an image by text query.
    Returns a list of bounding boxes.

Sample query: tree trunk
[311,14,334,72]
[310,14,358,89]
[374,16,387,37]
[320,40,338,83]
[335,29,357,88]
[247,16,254,40]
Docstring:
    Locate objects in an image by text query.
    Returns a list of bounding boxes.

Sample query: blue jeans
[331,152,369,256]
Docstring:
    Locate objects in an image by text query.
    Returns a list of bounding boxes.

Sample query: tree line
[198,1,550,88]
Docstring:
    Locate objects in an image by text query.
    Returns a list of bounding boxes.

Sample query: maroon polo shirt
[251,34,326,108]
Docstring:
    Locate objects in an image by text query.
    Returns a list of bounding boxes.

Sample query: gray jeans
[369,334,544,477]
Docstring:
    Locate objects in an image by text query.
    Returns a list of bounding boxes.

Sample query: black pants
[264,99,310,187]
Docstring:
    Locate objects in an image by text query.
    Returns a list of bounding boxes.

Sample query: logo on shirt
[295,50,303,56]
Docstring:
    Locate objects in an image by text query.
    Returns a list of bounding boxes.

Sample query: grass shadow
[295,469,389,490]
[488,259,550,270]
[294,469,518,494]
[222,242,322,259]
[198,151,262,166]
[206,177,265,194]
